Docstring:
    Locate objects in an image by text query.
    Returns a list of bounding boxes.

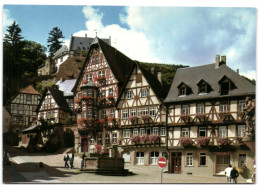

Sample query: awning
[22,125,40,134]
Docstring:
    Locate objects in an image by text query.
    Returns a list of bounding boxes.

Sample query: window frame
[182,127,190,137]
[186,153,193,166]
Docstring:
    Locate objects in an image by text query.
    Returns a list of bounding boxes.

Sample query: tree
[47,27,64,57]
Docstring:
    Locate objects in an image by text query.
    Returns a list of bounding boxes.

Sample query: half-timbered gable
[116,61,170,165]
[72,37,135,153]
[164,55,255,176]
[10,85,40,133]
[37,87,72,125]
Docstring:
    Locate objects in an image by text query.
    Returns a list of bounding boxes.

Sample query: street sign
[158,156,167,169]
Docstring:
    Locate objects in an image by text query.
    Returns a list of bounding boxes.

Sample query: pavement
[2,146,251,184]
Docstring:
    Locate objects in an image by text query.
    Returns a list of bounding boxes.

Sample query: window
[51,111,55,118]
[197,104,204,114]
[26,95,32,101]
[140,128,145,136]
[216,155,230,165]
[133,128,139,136]
[123,129,130,138]
[182,105,189,115]
[122,110,128,119]
[199,84,207,94]
[101,110,106,119]
[110,109,115,117]
[182,128,189,137]
[92,56,99,64]
[161,127,166,136]
[187,153,193,166]
[87,109,92,118]
[126,91,132,99]
[146,127,151,135]
[136,152,144,165]
[150,107,156,117]
[141,89,147,97]
[220,80,230,95]
[238,154,246,168]
[199,127,207,137]
[86,74,92,81]
[109,88,113,96]
[199,153,207,166]
[219,126,227,138]
[238,125,246,137]
[219,102,228,112]
[90,136,95,145]
[150,151,159,165]
[97,135,102,144]
[101,90,106,97]
[238,100,246,112]
[82,111,87,118]
[130,109,136,117]
[99,71,105,77]
[153,127,159,136]
[112,133,117,144]
[83,90,87,96]
[143,108,148,116]
[78,92,82,98]
[179,85,186,96]
[87,89,93,97]
[105,134,110,144]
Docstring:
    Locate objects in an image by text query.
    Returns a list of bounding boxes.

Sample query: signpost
[158,156,167,183]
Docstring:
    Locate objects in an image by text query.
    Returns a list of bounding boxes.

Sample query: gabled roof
[36,87,72,113]
[72,37,135,92]
[19,85,40,95]
[54,45,69,59]
[164,63,255,103]
[116,61,165,107]
[69,35,110,52]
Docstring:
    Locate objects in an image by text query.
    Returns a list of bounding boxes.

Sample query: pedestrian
[230,166,239,183]
[70,150,74,169]
[64,152,70,168]
[81,152,86,169]
[224,164,232,183]
[3,149,11,165]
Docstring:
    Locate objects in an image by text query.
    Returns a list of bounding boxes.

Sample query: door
[216,154,231,174]
[122,152,130,163]
[171,152,182,174]
[81,138,88,152]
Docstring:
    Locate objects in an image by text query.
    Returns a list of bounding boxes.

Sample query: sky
[2,1,258,80]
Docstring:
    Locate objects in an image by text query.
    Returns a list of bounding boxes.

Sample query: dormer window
[197,79,212,95]
[178,82,192,96]
[218,76,236,95]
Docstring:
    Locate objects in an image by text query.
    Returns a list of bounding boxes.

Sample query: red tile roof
[19,85,40,95]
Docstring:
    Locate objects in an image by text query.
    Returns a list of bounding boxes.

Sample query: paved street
[3,146,249,184]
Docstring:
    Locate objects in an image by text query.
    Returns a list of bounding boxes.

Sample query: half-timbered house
[116,62,169,165]
[10,85,40,133]
[72,37,134,153]
[164,55,255,176]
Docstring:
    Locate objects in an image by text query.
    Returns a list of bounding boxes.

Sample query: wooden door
[81,138,88,152]
[171,152,182,174]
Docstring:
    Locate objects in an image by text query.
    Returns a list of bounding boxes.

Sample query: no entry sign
[158,156,167,168]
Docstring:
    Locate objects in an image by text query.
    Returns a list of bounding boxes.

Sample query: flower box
[180,114,192,123]
[179,137,193,147]
[98,119,106,125]
[149,135,159,143]
[218,112,231,120]
[195,137,210,146]
[141,115,150,121]
[107,95,115,101]
[79,95,93,102]
[195,113,207,122]
[108,117,117,123]
[140,135,149,142]
[216,137,231,146]
[94,76,106,82]
[81,80,88,85]
[94,145,102,153]
[130,135,140,143]
[128,116,138,123]
[98,97,107,103]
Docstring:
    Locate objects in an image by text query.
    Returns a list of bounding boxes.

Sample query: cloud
[75,6,256,79]
[3,8,15,33]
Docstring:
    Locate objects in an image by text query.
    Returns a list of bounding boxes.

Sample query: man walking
[224,164,232,183]
[64,152,70,168]
[70,150,74,169]
[230,166,239,183]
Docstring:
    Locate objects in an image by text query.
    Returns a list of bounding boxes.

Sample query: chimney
[85,33,87,38]
[221,55,226,65]
[237,69,239,74]
[157,72,162,84]
[60,77,63,83]
[151,67,155,74]
[109,36,111,45]
[215,54,220,68]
